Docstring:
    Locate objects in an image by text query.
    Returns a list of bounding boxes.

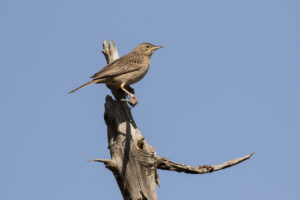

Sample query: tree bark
[90,40,253,200]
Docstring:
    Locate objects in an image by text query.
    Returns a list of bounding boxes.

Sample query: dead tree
[89,40,253,200]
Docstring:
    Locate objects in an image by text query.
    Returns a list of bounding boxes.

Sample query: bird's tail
[68,80,96,94]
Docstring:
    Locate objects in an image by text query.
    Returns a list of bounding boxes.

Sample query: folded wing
[91,54,145,80]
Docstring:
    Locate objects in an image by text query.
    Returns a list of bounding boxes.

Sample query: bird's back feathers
[91,53,148,80]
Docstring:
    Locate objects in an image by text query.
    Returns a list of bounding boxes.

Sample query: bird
[69,43,162,104]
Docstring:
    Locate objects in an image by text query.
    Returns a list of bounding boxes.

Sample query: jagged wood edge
[90,39,158,200]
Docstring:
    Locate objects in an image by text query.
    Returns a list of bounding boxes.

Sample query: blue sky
[1,0,299,199]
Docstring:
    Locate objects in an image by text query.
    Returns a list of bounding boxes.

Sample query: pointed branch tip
[156,152,253,174]
[87,158,112,164]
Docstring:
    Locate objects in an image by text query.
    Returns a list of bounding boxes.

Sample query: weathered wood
[90,40,253,200]
[94,40,158,200]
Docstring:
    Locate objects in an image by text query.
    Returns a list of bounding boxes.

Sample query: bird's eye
[146,45,150,48]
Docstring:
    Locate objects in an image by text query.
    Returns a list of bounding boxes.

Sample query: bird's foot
[129,96,138,106]
[120,95,138,107]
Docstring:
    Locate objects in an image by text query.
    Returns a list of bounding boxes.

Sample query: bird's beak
[152,45,163,50]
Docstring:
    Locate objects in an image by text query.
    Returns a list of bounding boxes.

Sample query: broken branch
[156,153,253,174]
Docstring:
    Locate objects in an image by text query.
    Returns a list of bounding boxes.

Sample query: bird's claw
[128,98,138,107]
[120,96,138,107]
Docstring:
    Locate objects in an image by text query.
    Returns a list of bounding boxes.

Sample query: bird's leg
[121,84,137,100]
[120,83,138,106]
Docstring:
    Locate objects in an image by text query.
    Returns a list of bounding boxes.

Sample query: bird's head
[134,43,163,56]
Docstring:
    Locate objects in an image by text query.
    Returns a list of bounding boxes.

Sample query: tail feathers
[69,80,95,94]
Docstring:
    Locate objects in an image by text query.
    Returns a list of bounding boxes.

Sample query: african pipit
[69,43,162,104]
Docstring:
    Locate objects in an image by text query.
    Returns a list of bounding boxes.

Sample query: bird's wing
[91,54,145,80]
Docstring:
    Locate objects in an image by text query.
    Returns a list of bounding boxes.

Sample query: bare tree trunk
[90,40,253,200]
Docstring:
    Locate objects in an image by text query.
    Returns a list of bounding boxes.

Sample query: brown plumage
[69,43,162,103]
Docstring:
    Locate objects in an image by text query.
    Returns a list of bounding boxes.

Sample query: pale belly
[112,66,149,86]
